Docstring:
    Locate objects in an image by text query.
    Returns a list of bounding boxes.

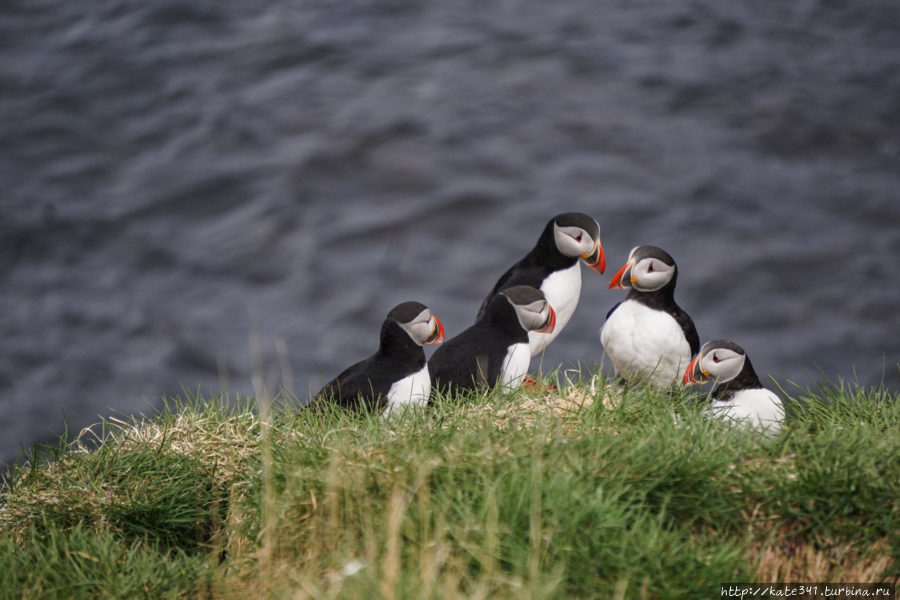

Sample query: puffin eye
[574,234,582,243]
[712,354,720,363]
[647,263,654,273]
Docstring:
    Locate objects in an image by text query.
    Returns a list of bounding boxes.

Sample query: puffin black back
[313,318,426,413]
[430,295,530,396]
[477,216,577,319]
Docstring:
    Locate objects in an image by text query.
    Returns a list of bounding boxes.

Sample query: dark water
[2,1,899,463]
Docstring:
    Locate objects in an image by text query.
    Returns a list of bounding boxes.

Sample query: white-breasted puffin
[683,339,784,433]
[312,301,444,415]
[600,245,699,387]
[430,285,556,397]
[477,212,605,357]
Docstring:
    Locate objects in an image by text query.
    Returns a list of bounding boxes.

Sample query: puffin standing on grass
[430,285,556,397]
[600,245,699,387]
[478,212,605,357]
[311,301,444,415]
[683,339,784,433]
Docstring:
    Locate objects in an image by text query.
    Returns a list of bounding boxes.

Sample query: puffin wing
[429,323,506,394]
[673,308,700,356]
[429,323,517,396]
[428,335,480,393]
[313,357,388,412]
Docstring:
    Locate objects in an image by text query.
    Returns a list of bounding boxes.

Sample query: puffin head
[683,339,747,386]
[388,301,445,346]
[609,245,677,292]
[552,212,606,274]
[499,285,556,333]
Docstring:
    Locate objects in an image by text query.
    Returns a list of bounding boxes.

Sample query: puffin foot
[522,375,557,392]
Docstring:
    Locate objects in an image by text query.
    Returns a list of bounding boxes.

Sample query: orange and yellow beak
[535,305,556,334]
[682,355,707,385]
[425,317,445,345]
[608,259,635,290]
[581,240,606,274]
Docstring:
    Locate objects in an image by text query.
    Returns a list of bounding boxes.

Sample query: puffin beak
[682,355,706,385]
[425,317,445,345]
[535,305,556,334]
[581,240,606,274]
[609,260,634,290]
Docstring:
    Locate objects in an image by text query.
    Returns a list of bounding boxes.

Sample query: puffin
[599,245,699,387]
[683,339,784,433]
[477,212,605,357]
[311,301,444,415]
[430,285,556,397]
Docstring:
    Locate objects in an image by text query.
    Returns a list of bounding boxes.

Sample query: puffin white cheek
[707,355,741,382]
[727,356,746,380]
[516,308,545,331]
[409,321,431,344]
[635,269,671,292]
[553,228,587,258]
[579,237,595,256]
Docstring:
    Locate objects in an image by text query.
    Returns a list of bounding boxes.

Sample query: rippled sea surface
[2,1,899,462]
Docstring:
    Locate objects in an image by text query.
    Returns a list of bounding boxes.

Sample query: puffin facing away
[312,301,444,415]
[478,212,604,357]
[430,285,556,397]
[683,339,784,433]
[600,245,699,387]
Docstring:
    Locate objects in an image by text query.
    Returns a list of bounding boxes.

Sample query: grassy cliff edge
[1,372,898,599]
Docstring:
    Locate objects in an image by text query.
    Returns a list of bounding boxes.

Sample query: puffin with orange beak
[599,245,698,387]
[312,301,444,415]
[431,285,556,397]
[477,212,605,357]
[683,340,784,433]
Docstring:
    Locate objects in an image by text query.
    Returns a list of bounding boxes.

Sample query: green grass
[1,373,897,599]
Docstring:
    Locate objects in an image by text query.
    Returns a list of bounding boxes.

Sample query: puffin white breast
[530,262,582,356]
[384,364,431,416]
[600,300,691,387]
[709,388,784,433]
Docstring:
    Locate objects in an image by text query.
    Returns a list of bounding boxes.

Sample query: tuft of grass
[0,525,213,600]
[1,375,897,599]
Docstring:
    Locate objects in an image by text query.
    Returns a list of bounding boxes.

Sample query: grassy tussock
[1,375,897,599]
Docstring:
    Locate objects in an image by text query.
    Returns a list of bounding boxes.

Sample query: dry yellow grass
[754,537,894,582]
